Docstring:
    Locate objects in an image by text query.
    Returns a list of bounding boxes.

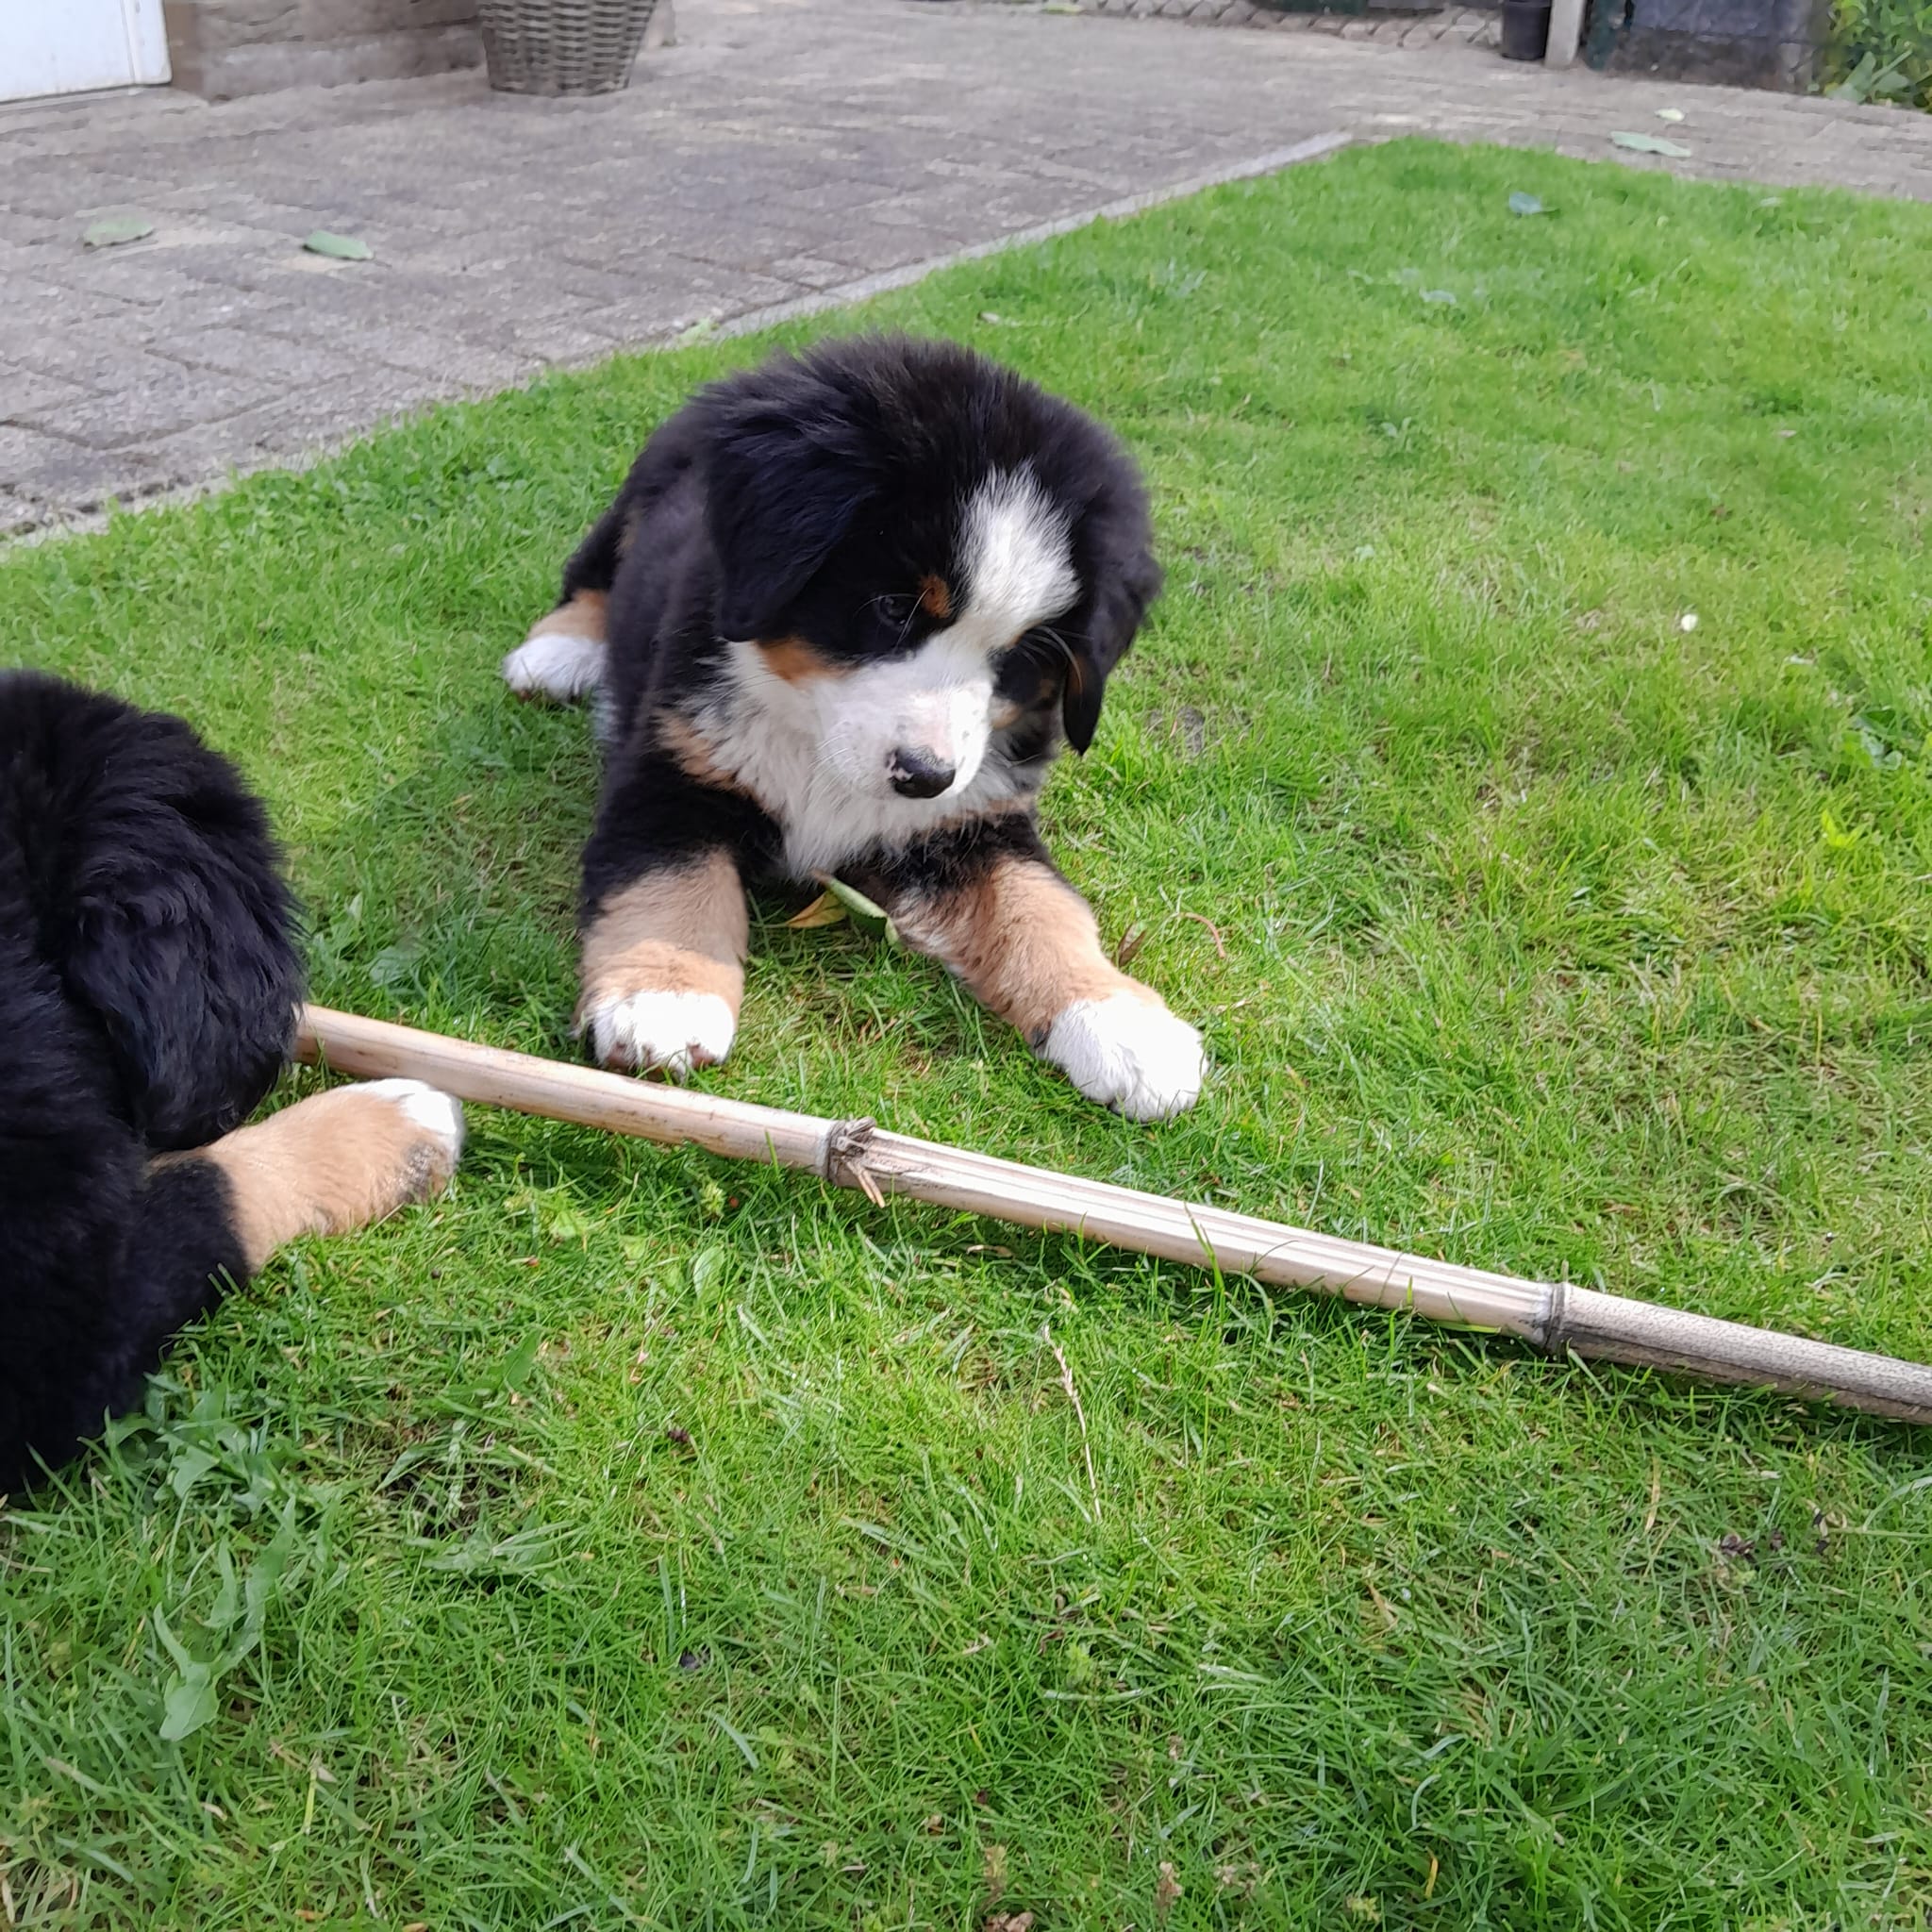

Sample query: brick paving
[3,0,1929,538]
[1086,0,1505,49]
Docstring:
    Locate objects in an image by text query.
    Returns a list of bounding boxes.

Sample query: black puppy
[0,673,463,1491]
[504,335,1207,1120]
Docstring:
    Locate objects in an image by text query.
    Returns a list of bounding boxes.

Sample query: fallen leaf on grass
[785,891,847,929]
[1610,131,1691,158]
[1158,1860,1184,1914]
[303,229,372,260]
[83,215,154,248]
[984,1915,1035,1932]
[827,875,901,943]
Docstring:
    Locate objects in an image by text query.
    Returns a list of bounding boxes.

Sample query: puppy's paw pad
[586,989,737,1079]
[502,631,606,703]
[1043,993,1205,1122]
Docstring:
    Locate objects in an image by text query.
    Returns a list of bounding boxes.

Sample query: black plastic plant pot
[1499,0,1553,58]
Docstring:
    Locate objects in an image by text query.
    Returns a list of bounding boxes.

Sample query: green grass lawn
[5,139,1932,1929]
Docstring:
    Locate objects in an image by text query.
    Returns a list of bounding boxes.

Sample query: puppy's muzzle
[887,747,956,800]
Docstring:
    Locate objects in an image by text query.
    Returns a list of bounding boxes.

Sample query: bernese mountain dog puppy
[503,335,1206,1121]
[0,672,464,1491]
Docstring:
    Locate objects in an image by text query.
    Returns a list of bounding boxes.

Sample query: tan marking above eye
[757,636,843,683]
[918,574,953,621]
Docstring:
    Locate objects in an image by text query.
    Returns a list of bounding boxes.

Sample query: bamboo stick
[295,1006,1932,1426]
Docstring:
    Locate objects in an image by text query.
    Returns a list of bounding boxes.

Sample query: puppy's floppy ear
[60,713,304,1151]
[707,400,874,639]
[1063,533,1162,756]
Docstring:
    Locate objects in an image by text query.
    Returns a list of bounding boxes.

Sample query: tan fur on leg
[577,852,750,1074]
[527,589,608,644]
[188,1080,464,1273]
[892,856,1150,1044]
[892,855,1205,1120]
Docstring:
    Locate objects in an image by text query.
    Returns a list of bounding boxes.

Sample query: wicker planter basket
[478,0,659,94]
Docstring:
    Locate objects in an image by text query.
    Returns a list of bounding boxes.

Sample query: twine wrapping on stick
[295,1006,1932,1427]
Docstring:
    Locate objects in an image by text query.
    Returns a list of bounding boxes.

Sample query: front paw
[582,987,738,1079]
[1041,991,1206,1121]
[502,629,606,704]
[343,1078,468,1204]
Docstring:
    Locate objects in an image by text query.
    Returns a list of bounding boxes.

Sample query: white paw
[584,989,737,1079]
[502,630,606,703]
[354,1077,467,1163]
[1042,992,1205,1122]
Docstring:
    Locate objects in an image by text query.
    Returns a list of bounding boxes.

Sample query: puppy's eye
[875,593,917,628]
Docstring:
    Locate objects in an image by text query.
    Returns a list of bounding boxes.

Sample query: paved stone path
[1087,0,1507,47]
[3,0,1929,537]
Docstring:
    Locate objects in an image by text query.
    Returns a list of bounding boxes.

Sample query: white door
[0,0,171,104]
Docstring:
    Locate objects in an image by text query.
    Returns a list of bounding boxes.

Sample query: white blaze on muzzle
[820,630,998,799]
[824,469,1080,802]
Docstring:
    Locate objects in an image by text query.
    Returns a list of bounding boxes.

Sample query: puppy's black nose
[889,748,956,799]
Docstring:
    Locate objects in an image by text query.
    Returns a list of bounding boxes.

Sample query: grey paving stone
[157,323,371,384]
[135,381,435,481]
[0,492,42,538]
[0,371,96,423]
[275,317,536,390]
[11,365,279,451]
[0,425,170,509]
[2,0,1928,538]
[0,425,88,493]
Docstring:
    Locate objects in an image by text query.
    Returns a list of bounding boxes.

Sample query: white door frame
[0,0,172,106]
